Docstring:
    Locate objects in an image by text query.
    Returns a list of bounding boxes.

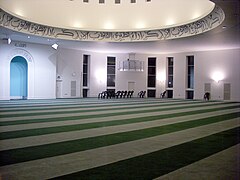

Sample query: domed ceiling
[0,0,225,42]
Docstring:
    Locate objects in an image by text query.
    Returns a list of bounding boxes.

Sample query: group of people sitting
[98,90,134,99]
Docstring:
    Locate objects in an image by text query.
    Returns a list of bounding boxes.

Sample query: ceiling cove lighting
[51,43,58,50]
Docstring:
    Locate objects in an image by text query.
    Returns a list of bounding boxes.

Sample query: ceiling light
[166,19,175,26]
[52,43,58,50]
[104,22,114,30]
[135,22,146,29]
[7,37,11,44]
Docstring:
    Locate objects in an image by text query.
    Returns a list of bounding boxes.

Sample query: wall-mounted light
[7,37,11,44]
[157,72,166,83]
[52,43,58,50]
[212,71,224,83]
[95,69,106,84]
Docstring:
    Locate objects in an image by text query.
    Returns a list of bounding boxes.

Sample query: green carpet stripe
[0,105,239,140]
[0,100,183,113]
[54,127,240,180]
[0,112,239,166]
[0,101,206,118]
[0,102,235,126]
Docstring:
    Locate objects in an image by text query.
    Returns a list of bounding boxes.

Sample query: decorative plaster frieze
[0,6,224,42]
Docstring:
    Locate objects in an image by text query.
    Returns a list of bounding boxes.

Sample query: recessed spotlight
[27,36,30,39]
[222,26,227,29]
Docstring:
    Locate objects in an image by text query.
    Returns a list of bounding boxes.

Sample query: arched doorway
[10,56,28,99]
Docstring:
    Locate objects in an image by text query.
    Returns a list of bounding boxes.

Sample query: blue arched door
[10,56,28,99]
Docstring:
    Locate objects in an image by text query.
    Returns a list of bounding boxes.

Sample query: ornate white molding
[0,6,224,42]
[8,48,34,63]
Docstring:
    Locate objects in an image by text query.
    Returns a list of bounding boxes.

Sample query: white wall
[56,48,82,98]
[0,40,56,100]
[153,49,240,101]
[1,39,239,101]
[194,49,240,101]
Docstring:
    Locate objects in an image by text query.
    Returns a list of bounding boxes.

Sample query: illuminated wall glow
[157,72,166,83]
[95,69,106,84]
[211,71,224,83]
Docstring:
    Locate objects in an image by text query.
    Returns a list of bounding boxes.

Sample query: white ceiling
[0,0,214,31]
[0,0,239,54]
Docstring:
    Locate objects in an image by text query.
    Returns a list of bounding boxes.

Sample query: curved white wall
[0,40,239,101]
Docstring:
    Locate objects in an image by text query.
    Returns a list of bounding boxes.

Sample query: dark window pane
[107,57,116,65]
[186,91,194,99]
[83,89,88,98]
[187,56,194,65]
[168,76,173,88]
[168,67,173,75]
[168,58,173,66]
[83,55,88,64]
[83,65,88,73]
[107,75,115,87]
[147,90,156,97]
[188,66,194,75]
[148,76,156,87]
[107,66,115,74]
[83,74,87,86]
[148,58,156,66]
[167,90,173,98]
[188,75,194,89]
[148,67,156,75]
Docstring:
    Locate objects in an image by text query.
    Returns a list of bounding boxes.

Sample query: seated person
[204,92,210,101]
[160,91,166,98]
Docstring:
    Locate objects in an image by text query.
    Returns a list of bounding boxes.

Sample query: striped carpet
[0,98,239,179]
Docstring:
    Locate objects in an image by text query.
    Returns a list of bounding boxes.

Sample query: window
[83,0,89,3]
[147,57,156,88]
[131,0,136,3]
[83,55,89,87]
[115,0,120,4]
[147,89,156,98]
[99,0,105,4]
[167,57,174,88]
[107,57,116,87]
[186,55,194,99]
[187,56,194,89]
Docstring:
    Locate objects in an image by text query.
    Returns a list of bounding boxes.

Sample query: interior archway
[10,56,28,99]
